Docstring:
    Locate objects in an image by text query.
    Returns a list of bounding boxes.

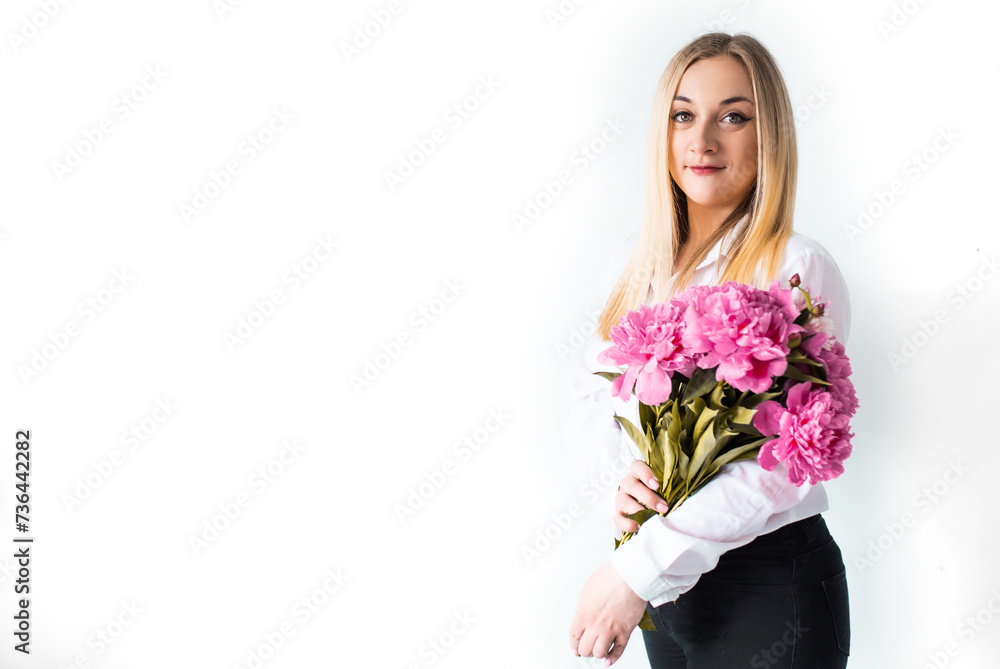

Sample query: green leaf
[742,390,783,410]
[687,419,723,481]
[726,405,757,428]
[646,423,665,481]
[639,401,656,434]
[670,373,687,401]
[679,399,700,456]
[593,370,622,383]
[655,427,674,489]
[782,364,831,386]
[638,609,658,631]
[691,406,720,447]
[707,382,726,410]
[657,405,672,432]
[666,400,682,447]
[681,367,717,405]
[787,349,824,368]
[712,436,769,468]
[730,422,763,436]
[614,415,653,459]
[627,508,656,526]
[614,531,634,550]
[676,447,689,483]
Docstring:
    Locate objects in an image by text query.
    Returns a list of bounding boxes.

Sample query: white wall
[1,1,996,667]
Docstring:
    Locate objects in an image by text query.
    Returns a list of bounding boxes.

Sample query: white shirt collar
[650,212,754,303]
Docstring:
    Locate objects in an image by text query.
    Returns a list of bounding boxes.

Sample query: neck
[684,201,732,249]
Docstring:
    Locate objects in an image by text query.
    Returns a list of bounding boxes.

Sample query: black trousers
[641,513,850,668]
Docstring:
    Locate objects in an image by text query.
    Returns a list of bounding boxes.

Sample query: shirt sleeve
[562,232,640,474]
[608,458,818,604]
[782,246,853,347]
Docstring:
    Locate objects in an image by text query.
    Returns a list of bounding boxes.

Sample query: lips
[689,165,723,175]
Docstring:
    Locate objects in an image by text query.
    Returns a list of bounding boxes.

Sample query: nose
[688,118,718,156]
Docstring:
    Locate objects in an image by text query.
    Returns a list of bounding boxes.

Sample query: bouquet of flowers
[595,274,857,631]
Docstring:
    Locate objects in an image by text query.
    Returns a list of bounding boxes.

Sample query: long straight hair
[596,32,798,341]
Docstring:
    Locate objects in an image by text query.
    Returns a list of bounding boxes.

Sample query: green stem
[796,285,814,314]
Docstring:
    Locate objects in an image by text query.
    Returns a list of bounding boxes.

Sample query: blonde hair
[596,31,798,341]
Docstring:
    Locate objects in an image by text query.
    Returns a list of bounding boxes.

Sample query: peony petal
[757,441,779,471]
[635,365,673,405]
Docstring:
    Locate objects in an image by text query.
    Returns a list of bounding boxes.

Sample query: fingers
[614,459,671,533]
[630,458,658,489]
[592,632,617,663]
[605,635,628,665]
[569,612,585,655]
[619,471,670,515]
[575,628,596,659]
[612,490,643,533]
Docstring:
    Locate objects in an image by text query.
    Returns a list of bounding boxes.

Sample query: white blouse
[567,217,853,607]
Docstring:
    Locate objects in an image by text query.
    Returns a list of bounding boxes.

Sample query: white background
[1,0,998,667]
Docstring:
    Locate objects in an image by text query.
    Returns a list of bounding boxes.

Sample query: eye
[723,112,752,124]
[671,111,752,125]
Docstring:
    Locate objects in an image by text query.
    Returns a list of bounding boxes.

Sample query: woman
[568,32,852,667]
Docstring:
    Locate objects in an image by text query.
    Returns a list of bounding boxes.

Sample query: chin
[683,191,729,207]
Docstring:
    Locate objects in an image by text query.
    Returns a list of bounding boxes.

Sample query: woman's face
[668,55,758,216]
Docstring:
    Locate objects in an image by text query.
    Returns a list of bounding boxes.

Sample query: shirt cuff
[608,524,701,604]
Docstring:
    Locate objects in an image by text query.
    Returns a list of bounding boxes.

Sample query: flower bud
[788,273,801,288]
[813,302,825,316]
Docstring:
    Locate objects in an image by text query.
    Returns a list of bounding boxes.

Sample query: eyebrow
[673,95,754,105]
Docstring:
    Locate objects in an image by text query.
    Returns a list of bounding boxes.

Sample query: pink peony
[752,382,854,486]
[816,340,859,418]
[597,300,697,405]
[793,288,834,356]
[679,280,805,393]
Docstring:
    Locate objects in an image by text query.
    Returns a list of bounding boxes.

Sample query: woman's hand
[570,561,648,666]
[614,459,669,533]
